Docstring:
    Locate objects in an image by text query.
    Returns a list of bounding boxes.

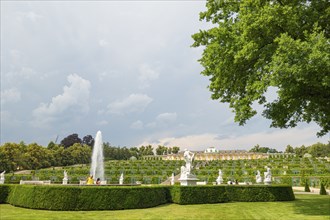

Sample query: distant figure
[87,175,94,185]
[96,178,101,185]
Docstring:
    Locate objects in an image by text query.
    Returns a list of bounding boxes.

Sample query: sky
[1,1,329,152]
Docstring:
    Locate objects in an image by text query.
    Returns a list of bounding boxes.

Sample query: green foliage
[192,0,330,136]
[170,185,228,204]
[304,181,311,192]
[60,133,82,149]
[0,185,10,203]
[319,182,327,195]
[249,144,278,153]
[225,185,295,202]
[6,185,169,210]
[3,184,294,210]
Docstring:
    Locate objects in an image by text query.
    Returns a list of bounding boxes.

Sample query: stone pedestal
[264,179,272,185]
[0,179,4,184]
[179,174,199,186]
[62,178,68,185]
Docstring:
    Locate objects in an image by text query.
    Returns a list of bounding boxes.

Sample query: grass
[0,194,329,220]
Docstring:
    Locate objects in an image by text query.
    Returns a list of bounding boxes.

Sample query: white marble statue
[263,167,272,184]
[62,170,68,185]
[119,173,124,185]
[64,170,68,180]
[0,171,5,184]
[181,149,195,178]
[179,149,198,185]
[171,173,175,185]
[256,170,262,183]
[0,171,5,180]
[216,169,223,185]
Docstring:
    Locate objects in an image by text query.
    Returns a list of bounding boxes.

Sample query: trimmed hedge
[0,185,10,203]
[0,184,294,210]
[170,185,229,204]
[225,185,295,202]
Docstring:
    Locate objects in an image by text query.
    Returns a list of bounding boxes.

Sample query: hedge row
[0,184,294,210]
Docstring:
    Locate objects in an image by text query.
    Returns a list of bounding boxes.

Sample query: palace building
[142,147,294,161]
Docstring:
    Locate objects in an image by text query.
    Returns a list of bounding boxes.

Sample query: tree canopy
[192,0,330,136]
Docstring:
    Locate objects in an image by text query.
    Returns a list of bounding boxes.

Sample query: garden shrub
[7,185,81,210]
[170,185,228,204]
[0,184,10,203]
[319,183,327,195]
[4,184,294,210]
[304,181,311,192]
[225,185,295,202]
[77,186,169,210]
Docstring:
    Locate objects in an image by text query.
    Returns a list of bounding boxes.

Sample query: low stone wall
[20,180,51,185]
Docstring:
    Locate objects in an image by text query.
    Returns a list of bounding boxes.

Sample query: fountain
[90,131,105,181]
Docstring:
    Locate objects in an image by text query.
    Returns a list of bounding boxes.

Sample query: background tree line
[1,133,328,173]
[0,133,180,172]
[249,142,330,158]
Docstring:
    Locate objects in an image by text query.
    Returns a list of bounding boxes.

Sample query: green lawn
[0,194,329,220]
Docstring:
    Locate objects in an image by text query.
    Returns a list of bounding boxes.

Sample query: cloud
[138,126,328,152]
[99,39,109,47]
[1,88,21,104]
[138,64,159,88]
[156,112,177,124]
[107,93,153,114]
[130,120,144,129]
[97,120,109,126]
[32,74,91,127]
[20,11,43,22]
[146,112,177,128]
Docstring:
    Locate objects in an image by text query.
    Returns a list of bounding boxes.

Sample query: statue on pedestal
[0,171,5,184]
[179,149,198,186]
[216,169,223,185]
[180,149,195,179]
[62,170,68,185]
[119,173,124,185]
[256,170,262,183]
[171,173,175,185]
[264,167,272,185]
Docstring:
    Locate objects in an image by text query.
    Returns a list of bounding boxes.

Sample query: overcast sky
[1,1,328,151]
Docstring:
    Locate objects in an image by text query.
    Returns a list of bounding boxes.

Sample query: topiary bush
[319,183,327,195]
[304,181,311,192]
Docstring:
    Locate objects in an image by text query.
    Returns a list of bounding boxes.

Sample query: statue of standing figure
[0,171,5,184]
[216,169,223,185]
[119,173,124,185]
[62,170,68,185]
[256,170,262,183]
[264,167,272,185]
[171,173,175,185]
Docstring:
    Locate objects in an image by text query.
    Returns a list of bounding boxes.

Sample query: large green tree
[192,0,330,136]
